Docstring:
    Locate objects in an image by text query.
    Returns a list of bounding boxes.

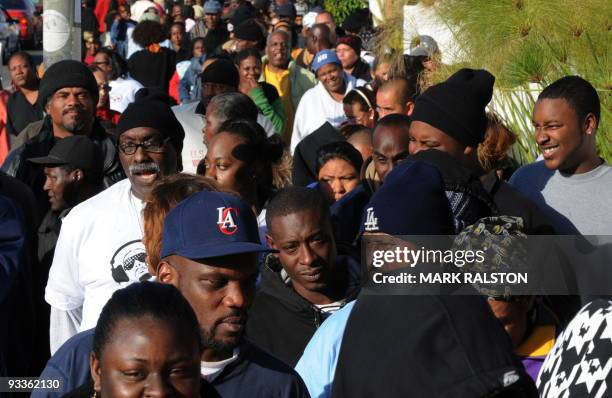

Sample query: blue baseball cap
[312,49,341,74]
[161,191,274,260]
[203,0,222,14]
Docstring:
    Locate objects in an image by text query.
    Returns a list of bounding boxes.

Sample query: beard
[201,309,247,352]
[61,110,90,134]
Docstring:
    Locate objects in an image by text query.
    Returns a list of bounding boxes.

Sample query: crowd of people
[0,0,611,397]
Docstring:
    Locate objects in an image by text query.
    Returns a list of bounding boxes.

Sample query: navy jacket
[33,329,310,398]
[0,195,27,377]
[329,182,372,258]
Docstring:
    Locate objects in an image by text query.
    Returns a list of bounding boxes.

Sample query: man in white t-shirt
[291,49,365,154]
[45,94,184,353]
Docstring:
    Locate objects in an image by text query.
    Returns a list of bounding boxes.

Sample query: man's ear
[157,260,179,287]
[406,101,415,117]
[367,108,375,120]
[90,352,102,395]
[73,169,84,182]
[266,234,279,256]
[583,112,598,135]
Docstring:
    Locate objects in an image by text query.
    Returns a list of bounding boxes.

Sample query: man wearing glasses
[45,93,184,354]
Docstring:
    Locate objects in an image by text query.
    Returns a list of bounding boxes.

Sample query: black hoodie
[292,122,345,187]
[331,293,538,398]
[247,255,361,367]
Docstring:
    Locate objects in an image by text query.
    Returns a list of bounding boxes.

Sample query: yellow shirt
[263,65,294,138]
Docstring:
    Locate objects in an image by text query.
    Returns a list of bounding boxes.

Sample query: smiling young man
[510,76,611,235]
[246,186,360,366]
[44,95,184,354]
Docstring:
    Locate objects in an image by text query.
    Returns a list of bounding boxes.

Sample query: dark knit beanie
[411,68,495,147]
[117,95,185,169]
[234,19,264,43]
[38,60,99,107]
[361,160,455,236]
[201,59,239,89]
[337,35,362,55]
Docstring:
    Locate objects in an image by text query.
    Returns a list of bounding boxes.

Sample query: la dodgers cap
[161,191,274,260]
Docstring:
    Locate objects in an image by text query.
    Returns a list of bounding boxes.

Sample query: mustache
[128,162,160,175]
[62,106,84,115]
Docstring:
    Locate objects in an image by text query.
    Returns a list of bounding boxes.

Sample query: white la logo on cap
[364,207,378,231]
[217,207,239,235]
[318,53,328,62]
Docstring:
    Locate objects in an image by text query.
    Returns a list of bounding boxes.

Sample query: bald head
[372,114,411,181]
[308,23,332,54]
[376,78,418,118]
[315,11,337,44]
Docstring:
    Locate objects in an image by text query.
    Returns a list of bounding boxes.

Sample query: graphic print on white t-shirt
[45,179,153,331]
[110,239,151,283]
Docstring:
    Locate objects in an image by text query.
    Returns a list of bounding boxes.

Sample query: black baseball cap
[28,135,104,178]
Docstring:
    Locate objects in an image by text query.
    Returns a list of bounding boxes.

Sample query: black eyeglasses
[118,137,170,155]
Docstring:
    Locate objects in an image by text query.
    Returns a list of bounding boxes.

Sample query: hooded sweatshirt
[246,255,361,367]
[331,294,538,398]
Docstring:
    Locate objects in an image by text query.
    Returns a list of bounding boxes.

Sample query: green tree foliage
[434,0,611,162]
[323,0,368,24]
